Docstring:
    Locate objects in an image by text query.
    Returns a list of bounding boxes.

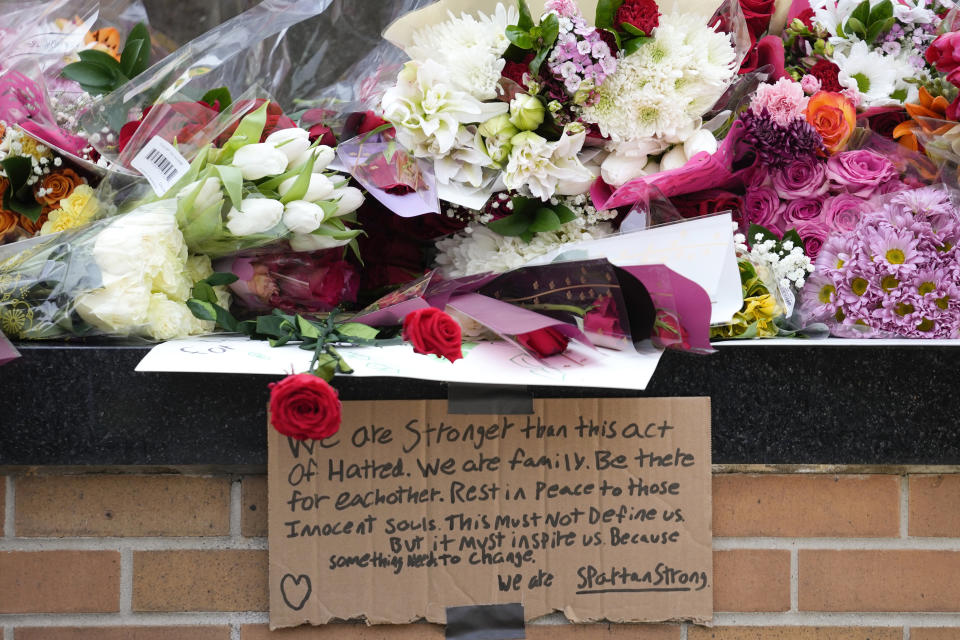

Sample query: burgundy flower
[615,0,660,35]
[808,59,843,93]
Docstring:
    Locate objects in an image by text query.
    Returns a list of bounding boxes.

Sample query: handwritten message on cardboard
[268,398,712,628]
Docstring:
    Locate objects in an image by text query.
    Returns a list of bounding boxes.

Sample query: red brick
[15,626,230,640]
[714,550,791,612]
[242,624,681,639]
[134,550,267,611]
[688,627,901,640]
[910,629,960,640]
[0,551,119,613]
[242,475,268,537]
[909,475,960,537]
[714,475,899,537]
[800,550,960,611]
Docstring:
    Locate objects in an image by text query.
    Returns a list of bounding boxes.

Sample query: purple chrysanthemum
[740,108,824,169]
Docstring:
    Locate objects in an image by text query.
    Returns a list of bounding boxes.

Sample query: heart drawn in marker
[280,573,312,611]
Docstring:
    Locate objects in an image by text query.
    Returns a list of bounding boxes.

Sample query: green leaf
[595,0,625,30]
[212,164,243,209]
[782,229,805,251]
[845,16,866,36]
[554,203,577,224]
[77,48,122,70]
[213,304,238,332]
[865,19,886,43]
[517,0,534,30]
[620,22,646,36]
[605,28,622,49]
[747,223,779,246]
[204,272,239,287]
[201,87,232,111]
[850,0,870,27]
[297,315,322,339]
[623,36,652,56]
[312,355,338,382]
[61,62,116,92]
[119,38,145,78]
[125,22,150,51]
[506,25,534,49]
[218,101,269,165]
[187,299,217,322]
[336,322,380,340]
[279,146,319,204]
[530,45,551,74]
[1,156,42,221]
[256,314,290,339]
[529,207,562,232]
[486,211,533,237]
[540,13,559,46]
[868,0,893,25]
[192,280,217,304]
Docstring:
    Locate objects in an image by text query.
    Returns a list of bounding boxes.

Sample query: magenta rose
[826,150,899,197]
[771,156,829,199]
[925,32,960,87]
[742,186,783,229]
[783,197,822,228]
[794,221,829,259]
[820,194,863,232]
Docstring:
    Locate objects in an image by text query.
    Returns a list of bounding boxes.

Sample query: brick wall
[2,471,959,640]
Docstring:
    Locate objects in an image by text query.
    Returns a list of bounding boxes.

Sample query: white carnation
[503,125,592,201]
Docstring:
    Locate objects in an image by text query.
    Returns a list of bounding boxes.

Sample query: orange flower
[0,210,18,238]
[806,91,857,154]
[84,27,121,61]
[34,168,83,206]
[18,210,50,235]
[892,87,954,152]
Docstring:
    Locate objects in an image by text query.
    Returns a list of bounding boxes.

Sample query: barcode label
[131,136,191,197]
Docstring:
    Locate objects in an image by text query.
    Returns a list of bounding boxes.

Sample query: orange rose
[0,210,18,238]
[34,168,83,206]
[806,91,857,154]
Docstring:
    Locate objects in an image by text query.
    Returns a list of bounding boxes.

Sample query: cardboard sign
[268,398,712,628]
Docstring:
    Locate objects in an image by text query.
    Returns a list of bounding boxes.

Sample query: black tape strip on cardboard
[446,383,533,415]
[445,603,526,640]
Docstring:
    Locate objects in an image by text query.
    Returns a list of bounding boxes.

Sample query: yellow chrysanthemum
[39,185,99,235]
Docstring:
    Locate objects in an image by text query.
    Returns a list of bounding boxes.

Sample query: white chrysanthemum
[582,12,735,143]
[381,60,508,158]
[502,125,592,201]
[833,40,898,107]
[434,127,495,187]
[891,0,937,25]
[407,4,518,100]
[434,219,614,277]
[808,0,861,37]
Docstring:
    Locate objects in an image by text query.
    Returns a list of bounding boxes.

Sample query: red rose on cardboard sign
[402,308,463,362]
[269,374,342,441]
[516,326,570,358]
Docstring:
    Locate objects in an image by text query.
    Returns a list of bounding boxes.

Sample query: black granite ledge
[1,343,959,466]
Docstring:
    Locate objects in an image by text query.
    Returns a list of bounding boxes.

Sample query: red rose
[739,0,776,40]
[857,106,908,140]
[651,310,691,350]
[516,327,570,358]
[615,0,660,35]
[808,59,843,93]
[402,308,463,362]
[796,7,816,28]
[671,189,743,219]
[584,295,623,337]
[343,111,393,140]
[308,123,337,146]
[738,35,786,79]
[269,374,342,441]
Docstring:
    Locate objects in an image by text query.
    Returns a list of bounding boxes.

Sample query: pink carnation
[800,74,821,95]
[751,78,809,127]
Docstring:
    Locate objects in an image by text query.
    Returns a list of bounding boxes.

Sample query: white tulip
[290,145,336,172]
[683,129,719,159]
[289,232,352,252]
[330,186,364,216]
[231,143,289,180]
[601,153,650,187]
[177,177,223,212]
[278,173,335,202]
[265,127,312,164]
[659,145,688,172]
[225,197,284,236]
[282,200,327,234]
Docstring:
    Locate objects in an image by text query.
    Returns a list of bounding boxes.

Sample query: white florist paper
[524,214,742,325]
[136,335,663,390]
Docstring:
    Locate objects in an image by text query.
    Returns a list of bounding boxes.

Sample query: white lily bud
[278,173,335,202]
[265,127,311,164]
[659,145,688,172]
[331,186,364,216]
[225,197,284,236]
[231,143,289,180]
[282,200,327,234]
[683,129,718,159]
[289,232,352,252]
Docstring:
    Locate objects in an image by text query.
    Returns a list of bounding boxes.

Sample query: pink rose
[742,186,783,229]
[794,220,829,259]
[783,197,823,227]
[820,194,863,232]
[826,150,899,197]
[771,156,829,199]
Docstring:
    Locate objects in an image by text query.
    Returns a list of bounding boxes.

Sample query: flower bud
[231,143,289,180]
[683,129,718,159]
[278,173,335,202]
[508,94,546,131]
[282,200,327,234]
[177,177,223,213]
[331,186,364,216]
[265,127,312,164]
[601,153,650,187]
[478,113,519,142]
[289,232,352,252]
[225,197,284,236]
[659,145,688,171]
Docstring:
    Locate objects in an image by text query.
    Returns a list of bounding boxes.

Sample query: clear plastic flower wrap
[0,198,230,341]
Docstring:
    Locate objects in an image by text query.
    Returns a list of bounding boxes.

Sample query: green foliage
[486,196,577,243]
[1,156,42,221]
[842,0,894,42]
[61,22,151,95]
[505,0,560,75]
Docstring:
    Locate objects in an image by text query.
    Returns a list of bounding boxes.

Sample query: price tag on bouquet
[131,137,191,197]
